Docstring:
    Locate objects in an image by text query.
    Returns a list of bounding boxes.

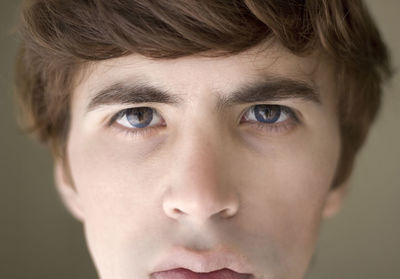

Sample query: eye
[108,104,299,139]
[241,104,299,134]
[243,104,289,123]
[109,107,165,136]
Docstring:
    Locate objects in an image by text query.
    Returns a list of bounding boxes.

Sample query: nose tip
[163,193,239,223]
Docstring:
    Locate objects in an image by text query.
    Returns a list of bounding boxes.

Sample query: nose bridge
[162,123,240,224]
[181,134,222,194]
[176,113,226,188]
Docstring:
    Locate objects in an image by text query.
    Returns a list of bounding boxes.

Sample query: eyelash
[107,105,300,139]
[242,105,300,135]
[107,108,165,139]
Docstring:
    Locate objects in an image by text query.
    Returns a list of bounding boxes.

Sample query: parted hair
[15,0,392,187]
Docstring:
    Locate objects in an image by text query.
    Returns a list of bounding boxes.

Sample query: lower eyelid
[110,122,166,140]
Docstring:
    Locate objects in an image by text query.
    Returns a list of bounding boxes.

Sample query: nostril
[162,190,240,221]
[173,208,184,215]
[219,208,232,218]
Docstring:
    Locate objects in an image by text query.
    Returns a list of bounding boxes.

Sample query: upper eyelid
[112,102,295,113]
[241,103,298,116]
[111,103,292,115]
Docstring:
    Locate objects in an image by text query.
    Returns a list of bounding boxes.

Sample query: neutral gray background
[0,1,399,278]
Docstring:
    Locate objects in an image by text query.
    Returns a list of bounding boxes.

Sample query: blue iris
[126,107,154,128]
[254,105,281,123]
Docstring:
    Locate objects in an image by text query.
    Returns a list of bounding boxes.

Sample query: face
[55,42,346,279]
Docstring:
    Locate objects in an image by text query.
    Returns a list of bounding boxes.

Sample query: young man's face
[56,42,346,279]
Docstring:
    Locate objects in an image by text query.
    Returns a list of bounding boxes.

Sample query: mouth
[150,246,254,279]
[150,268,253,279]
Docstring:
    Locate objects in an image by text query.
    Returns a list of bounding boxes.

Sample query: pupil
[254,105,281,123]
[126,107,153,128]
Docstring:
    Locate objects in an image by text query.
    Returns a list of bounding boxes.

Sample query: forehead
[73,42,335,109]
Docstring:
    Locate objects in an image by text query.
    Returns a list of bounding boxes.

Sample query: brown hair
[15,0,392,187]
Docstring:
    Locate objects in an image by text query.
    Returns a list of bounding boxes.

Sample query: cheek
[67,129,165,230]
[67,133,168,276]
[240,121,340,272]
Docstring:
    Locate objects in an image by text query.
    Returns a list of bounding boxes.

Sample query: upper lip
[150,246,253,275]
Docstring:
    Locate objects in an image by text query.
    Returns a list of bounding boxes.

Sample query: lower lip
[150,268,253,279]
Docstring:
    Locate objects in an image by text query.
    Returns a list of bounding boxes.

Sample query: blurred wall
[0,1,398,278]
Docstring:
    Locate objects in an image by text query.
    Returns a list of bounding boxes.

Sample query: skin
[55,42,347,279]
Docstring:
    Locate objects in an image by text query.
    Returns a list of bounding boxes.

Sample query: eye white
[116,108,163,129]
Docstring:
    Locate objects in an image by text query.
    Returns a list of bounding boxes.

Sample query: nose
[162,132,240,224]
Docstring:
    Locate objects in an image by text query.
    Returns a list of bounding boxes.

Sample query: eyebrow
[86,77,320,113]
